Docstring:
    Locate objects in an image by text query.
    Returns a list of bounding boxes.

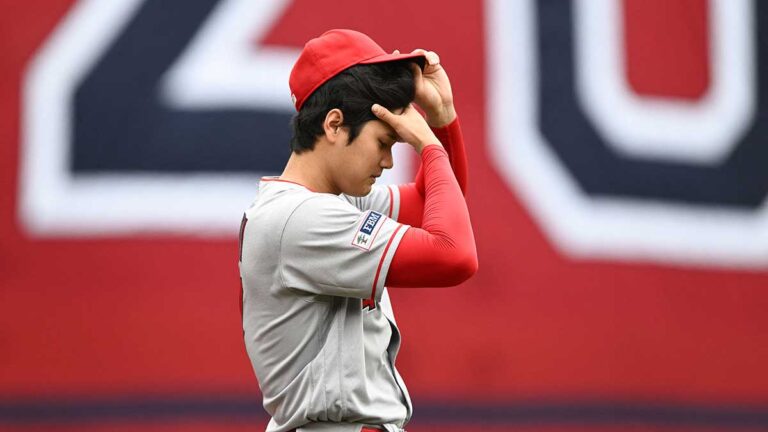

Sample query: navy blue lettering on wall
[486,0,768,267]
[72,0,291,173]
[536,0,768,208]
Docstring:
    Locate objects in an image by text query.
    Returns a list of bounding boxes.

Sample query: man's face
[333,117,399,197]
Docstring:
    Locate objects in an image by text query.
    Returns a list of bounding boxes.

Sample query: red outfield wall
[2,0,768,430]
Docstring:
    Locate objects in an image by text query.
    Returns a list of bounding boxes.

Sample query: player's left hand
[394,48,457,128]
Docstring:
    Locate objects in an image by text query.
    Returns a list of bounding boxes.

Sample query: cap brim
[359,52,427,70]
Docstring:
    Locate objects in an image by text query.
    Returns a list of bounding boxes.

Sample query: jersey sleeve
[339,184,401,219]
[279,196,409,302]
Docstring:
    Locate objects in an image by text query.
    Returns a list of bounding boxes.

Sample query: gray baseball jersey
[239,177,412,432]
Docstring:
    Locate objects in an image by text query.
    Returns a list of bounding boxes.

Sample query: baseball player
[238,29,477,432]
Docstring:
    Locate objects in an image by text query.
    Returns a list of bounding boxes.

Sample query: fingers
[410,48,440,66]
[371,104,432,151]
[395,48,441,68]
[371,103,396,125]
[410,62,423,81]
[410,62,425,100]
[372,103,421,128]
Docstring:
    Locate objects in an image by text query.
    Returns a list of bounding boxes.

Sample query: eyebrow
[386,132,398,142]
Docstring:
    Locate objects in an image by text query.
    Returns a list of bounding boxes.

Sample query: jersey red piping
[364,224,404,309]
[387,186,394,218]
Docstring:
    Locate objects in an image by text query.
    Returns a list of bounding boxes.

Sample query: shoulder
[276,193,364,244]
[288,193,363,223]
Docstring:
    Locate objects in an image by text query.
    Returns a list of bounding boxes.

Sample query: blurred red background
[2,0,768,430]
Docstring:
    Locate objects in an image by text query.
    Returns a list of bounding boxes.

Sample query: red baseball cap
[289,29,426,111]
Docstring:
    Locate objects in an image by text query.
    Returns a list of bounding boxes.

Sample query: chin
[345,184,372,197]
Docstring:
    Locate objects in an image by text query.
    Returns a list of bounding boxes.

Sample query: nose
[381,147,394,170]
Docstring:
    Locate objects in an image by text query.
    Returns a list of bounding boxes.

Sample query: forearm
[386,145,477,287]
[398,116,468,226]
[416,116,467,195]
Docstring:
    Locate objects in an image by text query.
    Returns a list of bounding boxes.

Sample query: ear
[323,108,345,143]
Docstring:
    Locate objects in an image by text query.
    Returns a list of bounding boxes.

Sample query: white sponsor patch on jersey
[352,211,384,251]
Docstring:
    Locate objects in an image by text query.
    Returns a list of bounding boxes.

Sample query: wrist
[413,131,441,154]
[420,143,444,154]
[425,104,457,128]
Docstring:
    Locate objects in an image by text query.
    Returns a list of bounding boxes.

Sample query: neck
[280,150,339,194]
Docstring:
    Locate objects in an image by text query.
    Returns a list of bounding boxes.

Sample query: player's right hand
[371,103,441,154]
[392,49,456,128]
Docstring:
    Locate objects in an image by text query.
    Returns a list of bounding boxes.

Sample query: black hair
[290,60,418,153]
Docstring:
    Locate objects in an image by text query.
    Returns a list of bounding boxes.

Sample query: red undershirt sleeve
[397,116,468,227]
[386,145,478,288]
